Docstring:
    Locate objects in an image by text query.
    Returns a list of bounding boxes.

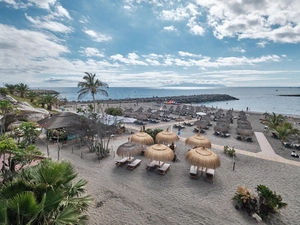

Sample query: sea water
[39,87,300,116]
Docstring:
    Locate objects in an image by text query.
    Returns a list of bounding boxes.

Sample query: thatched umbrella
[214,124,229,133]
[175,116,184,124]
[130,129,154,145]
[156,127,179,144]
[116,141,143,159]
[136,114,148,121]
[236,128,254,137]
[185,133,211,149]
[185,147,220,169]
[145,144,174,165]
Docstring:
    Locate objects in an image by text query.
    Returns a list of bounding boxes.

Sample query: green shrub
[106,107,123,116]
[233,184,287,221]
[224,145,236,157]
[144,128,163,141]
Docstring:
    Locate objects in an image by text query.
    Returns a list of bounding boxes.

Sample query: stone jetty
[31,89,59,95]
[102,94,239,104]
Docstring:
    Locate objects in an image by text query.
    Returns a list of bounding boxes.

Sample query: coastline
[36,101,300,225]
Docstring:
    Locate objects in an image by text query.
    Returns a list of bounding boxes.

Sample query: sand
[36,102,300,225]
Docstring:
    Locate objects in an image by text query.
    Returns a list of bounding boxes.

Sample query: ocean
[43,87,300,116]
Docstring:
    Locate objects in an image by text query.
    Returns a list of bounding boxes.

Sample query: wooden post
[232,155,235,171]
[81,151,83,159]
[72,147,73,153]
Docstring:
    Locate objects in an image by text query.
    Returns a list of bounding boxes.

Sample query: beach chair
[190,165,198,179]
[282,142,292,148]
[146,160,164,171]
[205,168,215,183]
[127,159,141,171]
[157,163,170,175]
[115,157,129,167]
[246,137,253,142]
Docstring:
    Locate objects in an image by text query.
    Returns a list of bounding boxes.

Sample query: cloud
[160,4,200,21]
[110,53,148,66]
[232,47,246,53]
[25,13,73,33]
[163,26,177,32]
[80,47,104,57]
[196,0,300,43]
[27,0,56,9]
[84,29,112,42]
[178,51,201,58]
[55,5,71,19]
[257,41,267,48]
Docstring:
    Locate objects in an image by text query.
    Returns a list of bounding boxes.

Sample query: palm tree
[16,83,29,98]
[274,122,300,141]
[4,83,16,95]
[0,160,92,224]
[78,72,108,112]
[40,94,59,111]
[266,112,285,131]
[26,91,39,103]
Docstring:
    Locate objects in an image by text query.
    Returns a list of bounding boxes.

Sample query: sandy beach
[36,102,300,225]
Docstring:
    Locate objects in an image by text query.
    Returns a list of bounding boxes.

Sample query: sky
[0,0,300,88]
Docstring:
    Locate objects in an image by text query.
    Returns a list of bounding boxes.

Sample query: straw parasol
[145,144,174,163]
[185,133,212,149]
[156,127,179,144]
[185,147,220,169]
[116,141,143,159]
[130,129,154,145]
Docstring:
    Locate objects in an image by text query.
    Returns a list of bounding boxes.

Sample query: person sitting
[291,151,299,158]
[169,142,175,151]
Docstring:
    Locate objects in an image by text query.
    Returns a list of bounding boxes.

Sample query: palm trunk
[92,94,96,113]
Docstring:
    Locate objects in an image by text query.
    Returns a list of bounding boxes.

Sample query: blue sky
[0,0,299,88]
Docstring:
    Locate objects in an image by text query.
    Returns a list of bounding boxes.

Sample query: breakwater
[101,94,239,104]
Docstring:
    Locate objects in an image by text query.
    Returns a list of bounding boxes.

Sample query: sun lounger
[115,157,129,167]
[146,160,164,171]
[127,159,141,170]
[157,163,170,175]
[205,168,215,183]
[190,165,198,179]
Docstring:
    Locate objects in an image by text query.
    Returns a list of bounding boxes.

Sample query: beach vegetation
[233,184,287,221]
[144,128,163,141]
[78,72,109,113]
[266,113,299,141]
[15,83,30,98]
[0,134,42,183]
[0,159,92,225]
[68,114,116,159]
[266,112,285,130]
[4,83,16,95]
[106,107,123,116]
[274,122,299,141]
[223,145,236,157]
[0,100,14,135]
[17,122,41,146]
[26,90,40,103]
[38,93,59,111]
[0,87,8,95]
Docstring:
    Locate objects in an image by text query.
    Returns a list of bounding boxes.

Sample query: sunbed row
[115,157,215,181]
[115,157,170,175]
[189,165,215,182]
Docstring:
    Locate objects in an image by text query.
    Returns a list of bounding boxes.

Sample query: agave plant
[232,186,258,215]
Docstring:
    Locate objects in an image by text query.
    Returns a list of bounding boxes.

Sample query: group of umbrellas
[236,112,254,138]
[116,126,221,170]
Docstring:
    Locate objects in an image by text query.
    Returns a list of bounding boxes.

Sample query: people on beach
[291,151,299,158]
[169,142,175,151]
